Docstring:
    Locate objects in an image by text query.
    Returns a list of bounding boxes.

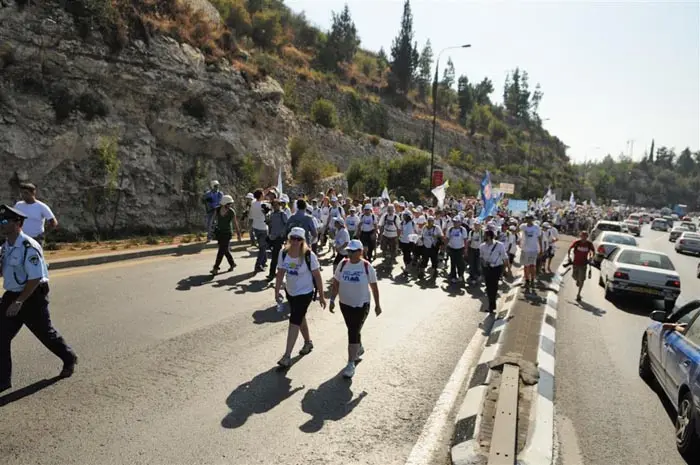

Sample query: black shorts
[286,291,314,326]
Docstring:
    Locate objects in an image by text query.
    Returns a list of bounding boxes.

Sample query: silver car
[669,222,698,242]
[675,232,700,255]
[592,231,639,268]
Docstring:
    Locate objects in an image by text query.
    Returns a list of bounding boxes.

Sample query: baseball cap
[346,239,363,251]
[288,227,306,239]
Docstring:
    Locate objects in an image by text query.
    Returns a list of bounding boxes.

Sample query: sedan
[639,300,700,459]
[670,222,698,242]
[592,231,638,268]
[676,232,700,255]
[624,219,641,236]
[600,247,681,311]
[652,218,670,231]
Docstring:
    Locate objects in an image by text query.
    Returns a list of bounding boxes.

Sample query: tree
[648,139,655,163]
[389,0,419,94]
[317,4,360,71]
[442,57,455,89]
[457,75,473,124]
[530,83,543,118]
[377,47,388,69]
[677,147,695,173]
[416,40,433,100]
[503,67,532,119]
[472,77,493,105]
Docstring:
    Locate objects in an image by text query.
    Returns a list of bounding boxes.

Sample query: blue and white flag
[569,192,576,210]
[478,171,497,220]
[543,187,553,208]
[277,166,283,195]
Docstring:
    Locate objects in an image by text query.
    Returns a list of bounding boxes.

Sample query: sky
[285,0,700,163]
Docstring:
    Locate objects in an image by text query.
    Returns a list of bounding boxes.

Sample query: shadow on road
[212,271,257,290]
[643,379,694,464]
[173,243,208,256]
[221,361,304,429]
[176,274,215,291]
[0,377,61,407]
[299,374,367,433]
[252,305,288,324]
[610,295,663,316]
[571,299,607,317]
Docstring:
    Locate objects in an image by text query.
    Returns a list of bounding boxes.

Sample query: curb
[517,262,565,465]
[451,275,523,465]
[48,240,251,270]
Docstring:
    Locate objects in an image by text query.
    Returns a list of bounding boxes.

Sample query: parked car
[624,216,642,236]
[589,220,624,242]
[639,300,700,459]
[592,231,638,268]
[652,218,670,231]
[599,247,680,311]
[670,222,698,242]
[676,232,700,255]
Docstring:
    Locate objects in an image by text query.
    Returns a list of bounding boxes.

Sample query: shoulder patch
[28,255,40,266]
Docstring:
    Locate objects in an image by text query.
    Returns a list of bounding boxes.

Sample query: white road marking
[403,323,490,465]
[553,414,585,465]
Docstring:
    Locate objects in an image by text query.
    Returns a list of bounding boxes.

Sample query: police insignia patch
[29,255,39,265]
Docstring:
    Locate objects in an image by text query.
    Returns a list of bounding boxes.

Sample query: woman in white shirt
[446,216,469,283]
[505,225,518,275]
[332,217,350,268]
[479,230,510,312]
[399,211,416,271]
[274,227,327,368]
[419,216,443,278]
[329,240,382,378]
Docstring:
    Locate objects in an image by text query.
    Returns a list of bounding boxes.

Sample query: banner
[499,183,515,195]
[508,199,529,213]
[432,169,444,187]
[431,180,450,208]
[478,171,496,220]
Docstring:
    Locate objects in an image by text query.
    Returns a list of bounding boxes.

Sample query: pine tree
[649,139,655,164]
[457,75,473,124]
[472,77,494,105]
[389,0,418,94]
[416,40,433,100]
[442,57,455,89]
[318,4,360,71]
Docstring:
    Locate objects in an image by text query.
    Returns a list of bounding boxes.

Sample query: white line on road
[403,321,491,465]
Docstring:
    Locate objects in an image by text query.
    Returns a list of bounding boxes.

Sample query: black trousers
[268,237,284,276]
[360,231,376,261]
[0,285,76,383]
[483,265,504,311]
[339,303,370,344]
[399,241,413,266]
[420,246,439,269]
[448,247,466,278]
[213,233,234,269]
[468,248,481,279]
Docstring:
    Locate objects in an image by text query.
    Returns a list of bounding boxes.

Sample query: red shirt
[570,240,594,266]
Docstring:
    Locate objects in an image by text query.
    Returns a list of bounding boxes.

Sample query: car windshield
[597,223,622,232]
[679,223,697,231]
[617,250,675,270]
[602,233,637,245]
[682,233,700,240]
[673,301,700,325]
[653,220,665,225]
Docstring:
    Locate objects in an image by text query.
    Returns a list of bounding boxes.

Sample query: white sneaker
[356,345,365,362]
[342,362,356,378]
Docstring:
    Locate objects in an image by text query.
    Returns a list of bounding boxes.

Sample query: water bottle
[276,296,285,313]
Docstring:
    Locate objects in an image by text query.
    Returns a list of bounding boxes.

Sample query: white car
[675,232,700,255]
[651,218,669,231]
[592,231,638,268]
[599,247,681,311]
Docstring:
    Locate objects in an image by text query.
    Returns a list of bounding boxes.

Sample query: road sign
[432,169,444,187]
[499,183,515,195]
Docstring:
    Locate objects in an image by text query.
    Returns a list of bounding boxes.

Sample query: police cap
[0,204,27,221]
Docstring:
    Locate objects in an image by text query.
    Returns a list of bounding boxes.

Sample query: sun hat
[288,227,306,239]
[334,217,345,225]
[346,239,363,251]
[221,195,234,206]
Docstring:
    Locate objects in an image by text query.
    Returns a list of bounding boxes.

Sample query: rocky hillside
[0,0,572,237]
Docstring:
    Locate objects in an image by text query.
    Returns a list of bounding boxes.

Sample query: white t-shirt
[505,232,518,254]
[421,224,443,248]
[400,220,416,243]
[359,214,377,232]
[542,227,559,248]
[519,224,542,253]
[479,241,508,267]
[414,215,427,233]
[380,213,400,238]
[334,259,378,308]
[312,217,322,244]
[345,215,359,234]
[447,226,469,249]
[469,229,484,249]
[334,228,351,255]
[277,249,320,296]
[14,200,55,237]
[250,201,268,231]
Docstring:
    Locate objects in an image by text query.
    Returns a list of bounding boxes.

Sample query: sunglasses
[289,237,304,242]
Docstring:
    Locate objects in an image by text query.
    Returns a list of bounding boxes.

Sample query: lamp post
[524,117,550,199]
[429,44,471,193]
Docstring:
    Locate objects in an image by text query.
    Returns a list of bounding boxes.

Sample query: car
[639,300,700,459]
[652,218,670,231]
[664,215,676,228]
[592,231,639,268]
[641,213,651,224]
[670,222,698,242]
[599,247,681,311]
[589,220,624,241]
[676,232,700,255]
[624,215,642,236]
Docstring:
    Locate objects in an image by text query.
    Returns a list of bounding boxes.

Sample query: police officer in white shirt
[479,229,510,312]
[13,183,57,247]
[0,205,77,393]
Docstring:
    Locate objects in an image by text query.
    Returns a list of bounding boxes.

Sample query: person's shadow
[299,375,367,433]
[0,377,61,407]
[221,362,304,429]
[176,274,215,291]
[252,305,289,324]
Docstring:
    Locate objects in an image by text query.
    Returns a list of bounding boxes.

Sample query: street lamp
[524,117,550,198]
[429,44,471,193]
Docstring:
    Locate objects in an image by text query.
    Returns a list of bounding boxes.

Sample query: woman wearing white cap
[358,204,378,261]
[210,195,242,274]
[329,239,382,378]
[274,227,326,368]
[333,217,350,268]
[245,192,256,247]
[505,225,518,275]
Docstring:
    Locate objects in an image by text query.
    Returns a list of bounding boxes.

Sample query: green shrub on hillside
[211,0,252,37]
[311,98,338,128]
[368,135,380,146]
[488,119,508,142]
[298,149,336,187]
[387,151,430,200]
[363,104,389,138]
[251,10,283,50]
[289,136,308,172]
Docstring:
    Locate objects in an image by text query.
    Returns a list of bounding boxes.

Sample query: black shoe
[255,265,264,272]
[227,262,237,272]
[210,267,219,275]
[60,356,78,378]
[0,381,11,393]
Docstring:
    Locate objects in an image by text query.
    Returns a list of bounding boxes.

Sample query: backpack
[339,258,370,276]
[281,249,318,301]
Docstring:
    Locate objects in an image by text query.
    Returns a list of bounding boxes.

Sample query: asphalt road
[0,245,489,465]
[555,223,699,465]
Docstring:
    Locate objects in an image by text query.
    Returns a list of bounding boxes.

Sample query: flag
[543,187,553,208]
[381,186,390,201]
[478,171,496,220]
[569,192,576,210]
[277,166,283,195]
[431,179,449,208]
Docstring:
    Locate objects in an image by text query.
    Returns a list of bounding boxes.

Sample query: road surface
[0,246,488,465]
[555,224,697,465]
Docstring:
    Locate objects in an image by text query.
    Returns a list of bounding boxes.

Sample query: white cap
[280,194,290,203]
[417,206,423,212]
[245,192,254,200]
[346,239,363,251]
[211,180,220,187]
[288,227,306,239]
[221,194,234,206]
[333,217,345,225]
[453,215,461,222]
[543,222,551,228]
[364,204,372,210]
[331,196,339,202]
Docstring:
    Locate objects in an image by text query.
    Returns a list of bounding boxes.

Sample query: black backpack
[281,249,318,301]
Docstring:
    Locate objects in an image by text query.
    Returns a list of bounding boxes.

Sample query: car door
[661,312,700,406]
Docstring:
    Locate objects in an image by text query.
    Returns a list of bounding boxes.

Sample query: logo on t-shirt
[342,270,363,283]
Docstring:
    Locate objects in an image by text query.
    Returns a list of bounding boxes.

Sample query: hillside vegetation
[52,0,576,199]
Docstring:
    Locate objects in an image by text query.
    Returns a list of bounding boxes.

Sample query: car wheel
[665,299,677,312]
[638,336,653,382]
[604,280,614,301]
[676,390,700,458]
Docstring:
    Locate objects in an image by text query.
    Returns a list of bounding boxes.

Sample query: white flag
[431,180,450,208]
[277,166,283,195]
[381,186,390,200]
[543,187,553,208]
[569,192,576,210]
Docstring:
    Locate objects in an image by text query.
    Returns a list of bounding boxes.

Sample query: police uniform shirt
[469,229,484,249]
[479,241,508,267]
[1,232,48,292]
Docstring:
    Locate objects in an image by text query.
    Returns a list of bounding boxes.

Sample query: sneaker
[60,356,78,378]
[355,345,365,362]
[299,340,314,355]
[342,362,356,378]
[210,267,219,275]
[227,262,237,272]
[277,354,291,368]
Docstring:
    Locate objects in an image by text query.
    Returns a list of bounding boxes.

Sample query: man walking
[568,231,595,301]
[519,214,543,293]
[0,205,77,393]
[203,180,223,241]
[13,183,57,247]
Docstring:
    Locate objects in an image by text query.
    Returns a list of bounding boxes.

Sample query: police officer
[0,205,77,393]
